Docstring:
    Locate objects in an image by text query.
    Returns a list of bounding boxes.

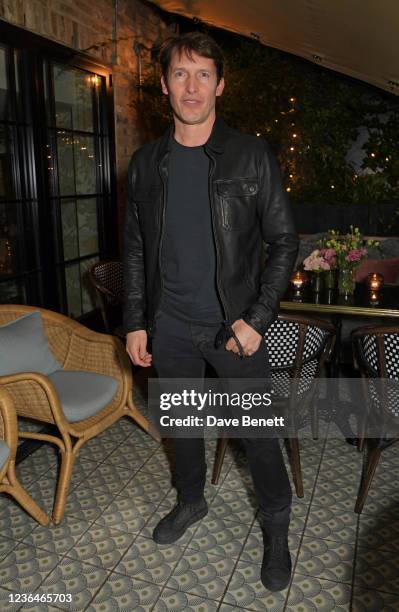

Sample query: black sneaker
[260,532,292,592]
[152,498,208,545]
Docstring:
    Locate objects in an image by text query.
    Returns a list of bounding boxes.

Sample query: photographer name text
[159,415,285,427]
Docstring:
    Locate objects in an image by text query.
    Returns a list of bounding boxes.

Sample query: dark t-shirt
[160,137,224,324]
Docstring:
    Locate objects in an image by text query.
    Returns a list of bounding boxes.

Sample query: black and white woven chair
[89,261,123,334]
[212,313,336,498]
[352,324,399,513]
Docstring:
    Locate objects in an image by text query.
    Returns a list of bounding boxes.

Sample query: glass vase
[323,269,336,291]
[311,272,323,293]
[338,267,355,297]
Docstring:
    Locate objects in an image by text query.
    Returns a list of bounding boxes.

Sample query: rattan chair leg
[5,461,49,525]
[212,436,229,485]
[289,438,304,498]
[355,446,382,513]
[52,449,76,524]
[10,478,50,526]
[127,397,161,442]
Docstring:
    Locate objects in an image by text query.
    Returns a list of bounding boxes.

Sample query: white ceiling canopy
[149,0,399,95]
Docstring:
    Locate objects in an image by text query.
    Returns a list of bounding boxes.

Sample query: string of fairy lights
[254,96,302,193]
[253,96,391,195]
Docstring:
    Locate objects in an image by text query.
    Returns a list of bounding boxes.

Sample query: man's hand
[225,319,262,357]
[126,330,152,367]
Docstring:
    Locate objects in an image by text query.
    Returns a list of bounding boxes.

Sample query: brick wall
[0,0,173,248]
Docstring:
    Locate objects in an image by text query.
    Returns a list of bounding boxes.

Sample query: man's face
[161,49,225,126]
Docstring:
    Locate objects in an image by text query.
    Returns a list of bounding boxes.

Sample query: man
[123,31,299,592]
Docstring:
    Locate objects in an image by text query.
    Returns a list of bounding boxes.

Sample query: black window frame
[0,20,118,321]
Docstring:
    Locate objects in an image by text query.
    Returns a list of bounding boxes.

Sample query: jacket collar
[205,116,227,154]
[157,116,227,162]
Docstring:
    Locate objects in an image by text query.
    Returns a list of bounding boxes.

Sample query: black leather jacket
[123,118,299,337]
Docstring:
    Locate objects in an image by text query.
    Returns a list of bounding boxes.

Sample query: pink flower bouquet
[303,249,332,272]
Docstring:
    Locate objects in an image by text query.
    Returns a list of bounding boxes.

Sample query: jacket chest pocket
[216,179,258,230]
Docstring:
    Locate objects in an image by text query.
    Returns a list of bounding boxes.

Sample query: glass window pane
[57,132,75,196]
[14,52,27,124]
[81,256,98,314]
[57,132,96,196]
[0,125,15,200]
[14,53,19,96]
[43,62,50,125]
[64,257,98,317]
[0,47,10,121]
[53,65,93,131]
[94,79,101,134]
[0,278,26,304]
[75,135,96,194]
[64,263,81,318]
[0,203,19,277]
[60,199,78,261]
[77,198,98,256]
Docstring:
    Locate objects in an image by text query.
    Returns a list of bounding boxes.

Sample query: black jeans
[151,310,292,531]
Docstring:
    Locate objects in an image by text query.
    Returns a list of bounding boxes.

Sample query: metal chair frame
[89,261,123,333]
[352,324,399,513]
[212,313,336,498]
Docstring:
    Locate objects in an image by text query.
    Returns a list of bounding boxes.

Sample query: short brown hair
[159,31,224,84]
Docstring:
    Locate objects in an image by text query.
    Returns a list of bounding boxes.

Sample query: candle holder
[369,290,380,306]
[290,271,308,296]
[366,272,384,292]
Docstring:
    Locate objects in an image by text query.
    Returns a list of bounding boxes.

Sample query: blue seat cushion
[0,440,10,471]
[0,311,60,376]
[48,371,119,423]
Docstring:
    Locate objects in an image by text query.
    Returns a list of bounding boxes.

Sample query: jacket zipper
[208,153,228,323]
[220,198,228,230]
[153,152,169,333]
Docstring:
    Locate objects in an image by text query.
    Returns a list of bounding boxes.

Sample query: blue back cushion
[0,311,61,376]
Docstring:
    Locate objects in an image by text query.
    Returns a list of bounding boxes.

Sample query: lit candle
[290,271,308,290]
[369,291,379,305]
[367,273,384,291]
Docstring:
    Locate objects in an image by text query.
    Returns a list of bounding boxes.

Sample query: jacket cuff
[242,307,276,337]
[123,319,147,336]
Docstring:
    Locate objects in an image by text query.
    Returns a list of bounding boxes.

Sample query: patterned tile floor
[1,390,399,611]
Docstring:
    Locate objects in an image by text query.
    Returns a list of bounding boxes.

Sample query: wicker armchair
[0,304,158,524]
[89,261,123,333]
[212,313,336,498]
[0,386,49,525]
[352,324,399,513]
